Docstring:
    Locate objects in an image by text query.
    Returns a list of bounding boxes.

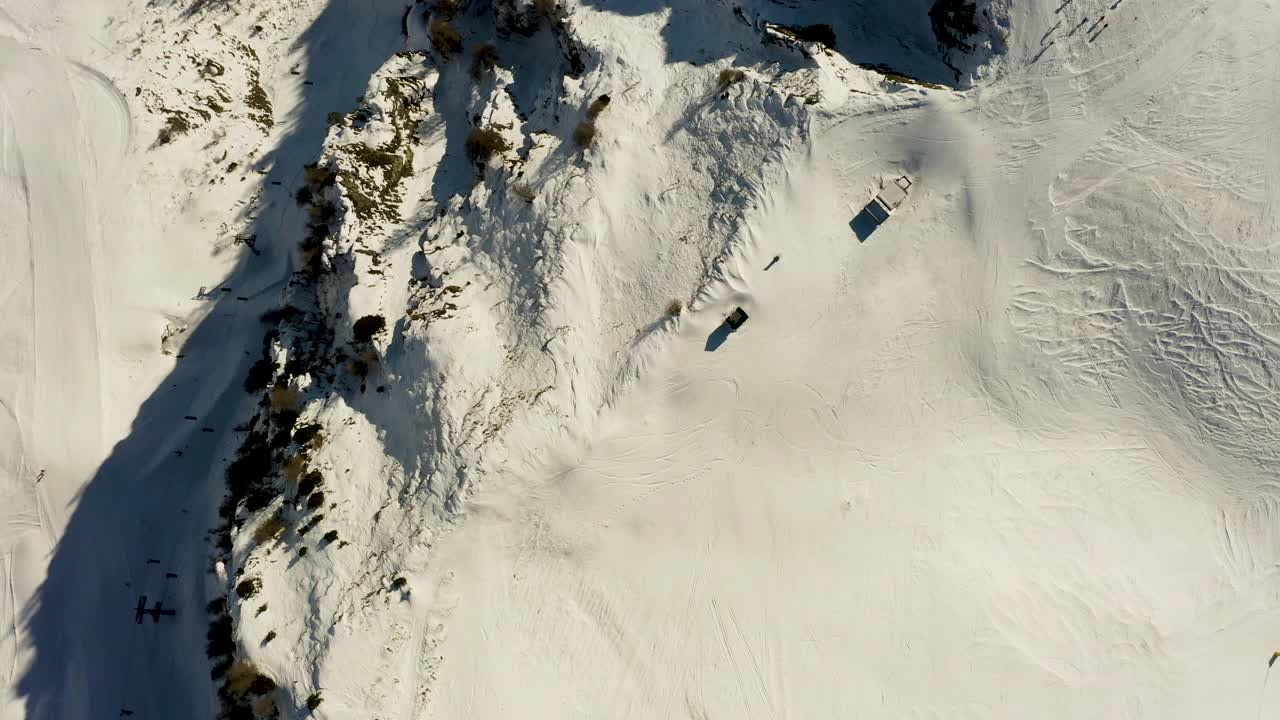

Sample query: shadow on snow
[576,0,998,89]
[15,1,405,717]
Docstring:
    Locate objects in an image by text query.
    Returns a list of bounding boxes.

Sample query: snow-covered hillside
[5,0,1280,718]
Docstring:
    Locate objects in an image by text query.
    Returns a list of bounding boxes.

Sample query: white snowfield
[4,0,1280,717]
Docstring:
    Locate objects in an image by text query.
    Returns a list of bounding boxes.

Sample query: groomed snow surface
[5,0,1280,718]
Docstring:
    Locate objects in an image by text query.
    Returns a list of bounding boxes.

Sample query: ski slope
[3,0,1280,717]
[416,0,1280,718]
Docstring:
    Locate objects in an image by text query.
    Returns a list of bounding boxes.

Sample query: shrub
[511,181,536,203]
[225,661,274,699]
[352,315,387,343]
[235,577,262,599]
[391,576,408,590]
[242,485,281,514]
[248,674,276,695]
[307,491,326,510]
[298,470,323,497]
[586,94,611,119]
[210,658,231,680]
[259,305,303,325]
[244,358,276,393]
[307,201,337,224]
[224,661,258,697]
[465,127,511,163]
[298,546,309,557]
[323,529,339,544]
[157,114,191,145]
[430,20,463,57]
[269,384,299,413]
[273,409,299,436]
[262,630,277,645]
[471,43,498,80]
[433,0,461,17]
[573,121,596,148]
[206,613,234,658]
[532,0,557,20]
[256,603,268,616]
[718,68,746,87]
[666,299,683,316]
[306,692,323,710]
[226,442,272,498]
[252,514,287,544]
[303,163,336,188]
[298,514,325,537]
[292,423,323,446]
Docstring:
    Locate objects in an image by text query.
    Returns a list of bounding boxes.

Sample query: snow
[3,0,1280,718]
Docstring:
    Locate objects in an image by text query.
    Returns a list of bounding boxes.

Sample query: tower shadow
[14,1,406,717]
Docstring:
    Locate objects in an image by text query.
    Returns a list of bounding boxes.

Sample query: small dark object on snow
[726,307,749,330]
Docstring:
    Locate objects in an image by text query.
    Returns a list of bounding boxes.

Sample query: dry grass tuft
[718,68,746,87]
[225,661,261,698]
[510,181,536,203]
[465,127,512,163]
[252,514,287,544]
[666,299,684,316]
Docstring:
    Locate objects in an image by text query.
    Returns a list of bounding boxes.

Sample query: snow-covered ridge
[2,0,1009,712]
[211,0,897,713]
[42,0,1280,718]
